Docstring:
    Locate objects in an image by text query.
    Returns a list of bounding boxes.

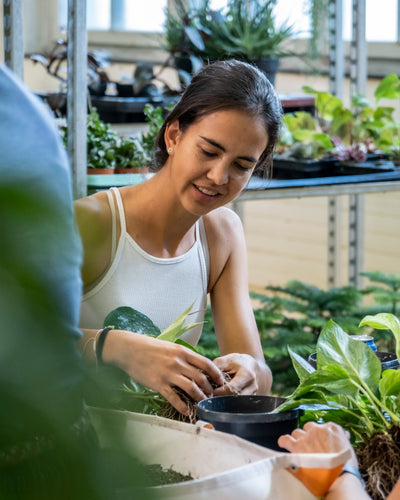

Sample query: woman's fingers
[277,434,297,451]
[212,353,258,395]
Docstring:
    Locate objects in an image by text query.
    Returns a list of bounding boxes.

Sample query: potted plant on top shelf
[273,73,400,179]
[199,0,296,85]
[162,0,211,87]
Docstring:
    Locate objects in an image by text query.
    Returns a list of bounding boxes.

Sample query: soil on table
[356,425,400,500]
[140,464,194,486]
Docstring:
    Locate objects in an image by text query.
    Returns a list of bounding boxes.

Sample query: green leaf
[374,73,400,101]
[296,365,360,399]
[103,306,161,336]
[288,346,315,382]
[317,319,381,391]
[157,304,201,342]
[175,338,199,352]
[379,368,400,401]
[359,313,400,362]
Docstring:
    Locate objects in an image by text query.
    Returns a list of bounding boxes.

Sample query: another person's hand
[102,330,225,415]
[278,422,371,500]
[278,421,358,466]
[211,353,261,396]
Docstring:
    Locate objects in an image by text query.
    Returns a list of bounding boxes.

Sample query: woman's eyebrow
[199,136,258,163]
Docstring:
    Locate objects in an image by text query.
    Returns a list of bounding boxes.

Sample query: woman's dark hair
[153,59,282,177]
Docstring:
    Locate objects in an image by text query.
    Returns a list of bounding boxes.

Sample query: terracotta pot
[87,168,115,174]
[114,166,150,174]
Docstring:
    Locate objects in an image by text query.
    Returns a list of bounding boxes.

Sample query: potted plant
[114,104,166,173]
[61,106,164,174]
[200,0,295,84]
[273,73,400,178]
[278,312,400,500]
[60,108,118,174]
[162,0,211,86]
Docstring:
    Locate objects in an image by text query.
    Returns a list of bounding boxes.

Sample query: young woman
[75,59,282,415]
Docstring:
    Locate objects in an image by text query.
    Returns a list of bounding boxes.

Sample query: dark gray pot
[251,57,280,85]
[197,395,301,451]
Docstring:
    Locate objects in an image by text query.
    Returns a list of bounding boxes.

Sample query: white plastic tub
[89,407,351,500]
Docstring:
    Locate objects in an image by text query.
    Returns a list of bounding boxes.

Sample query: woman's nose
[206,161,229,185]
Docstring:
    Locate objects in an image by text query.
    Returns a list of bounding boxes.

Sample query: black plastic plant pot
[196,395,302,452]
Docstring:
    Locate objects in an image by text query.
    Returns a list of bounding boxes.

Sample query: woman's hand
[102,329,225,415]
[278,421,358,467]
[211,353,265,396]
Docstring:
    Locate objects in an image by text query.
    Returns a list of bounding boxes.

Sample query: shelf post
[67,0,88,200]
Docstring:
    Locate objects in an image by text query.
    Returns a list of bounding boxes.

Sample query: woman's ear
[164,119,181,150]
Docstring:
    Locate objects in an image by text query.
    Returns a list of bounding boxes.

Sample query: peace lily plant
[278,313,400,444]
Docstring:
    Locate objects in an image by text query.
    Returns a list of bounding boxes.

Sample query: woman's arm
[278,422,371,500]
[206,208,272,395]
[79,326,224,415]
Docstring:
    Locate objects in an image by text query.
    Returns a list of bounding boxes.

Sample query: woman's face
[165,109,269,216]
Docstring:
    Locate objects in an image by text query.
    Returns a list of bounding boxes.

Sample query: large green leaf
[359,313,400,362]
[288,346,315,383]
[104,306,161,336]
[317,320,381,391]
[374,73,400,101]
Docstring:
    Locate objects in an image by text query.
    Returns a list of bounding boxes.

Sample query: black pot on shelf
[308,352,400,372]
[196,395,302,451]
[251,57,280,86]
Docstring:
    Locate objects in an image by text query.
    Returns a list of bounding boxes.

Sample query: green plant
[361,271,400,317]
[278,73,400,162]
[84,305,202,416]
[162,0,210,84]
[279,313,400,441]
[61,104,170,170]
[85,108,119,169]
[277,111,335,160]
[278,313,400,498]
[202,0,295,61]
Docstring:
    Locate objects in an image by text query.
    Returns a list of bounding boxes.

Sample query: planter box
[271,157,339,179]
[271,156,398,180]
[88,407,351,500]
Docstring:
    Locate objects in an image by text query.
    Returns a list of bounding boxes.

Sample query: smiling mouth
[195,185,220,197]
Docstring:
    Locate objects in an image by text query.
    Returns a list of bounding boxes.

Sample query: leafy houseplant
[278,312,400,500]
[162,0,211,86]
[278,73,400,164]
[61,103,168,173]
[201,0,295,84]
[274,73,400,178]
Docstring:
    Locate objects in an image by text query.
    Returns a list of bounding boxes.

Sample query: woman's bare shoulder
[203,206,244,240]
[74,191,113,285]
[74,191,111,237]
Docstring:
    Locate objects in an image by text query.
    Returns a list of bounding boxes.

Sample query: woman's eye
[235,162,253,172]
[201,149,216,158]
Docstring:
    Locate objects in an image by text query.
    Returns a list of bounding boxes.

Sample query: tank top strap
[197,217,210,289]
[107,187,127,260]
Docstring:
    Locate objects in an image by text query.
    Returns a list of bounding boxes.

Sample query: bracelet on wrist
[340,462,366,489]
[94,327,114,365]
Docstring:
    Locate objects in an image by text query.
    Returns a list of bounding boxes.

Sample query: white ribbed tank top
[79,187,209,346]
